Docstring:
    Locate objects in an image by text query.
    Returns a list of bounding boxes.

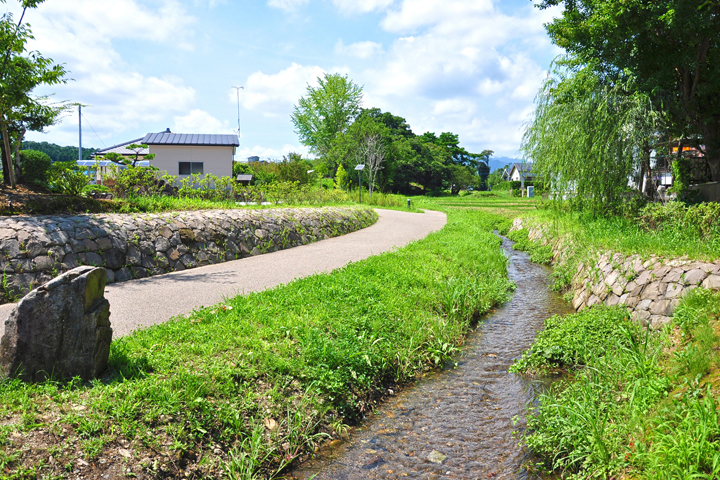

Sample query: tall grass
[0,209,512,479]
[515,290,720,479]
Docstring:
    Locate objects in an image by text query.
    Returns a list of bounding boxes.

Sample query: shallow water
[289,235,574,480]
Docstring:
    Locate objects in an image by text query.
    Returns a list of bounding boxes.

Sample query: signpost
[355,164,365,203]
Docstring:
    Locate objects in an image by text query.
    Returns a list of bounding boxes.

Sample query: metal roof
[142,132,239,147]
[77,160,150,167]
[236,174,253,181]
[93,138,147,156]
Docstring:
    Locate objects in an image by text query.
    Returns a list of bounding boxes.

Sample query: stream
[288,235,574,480]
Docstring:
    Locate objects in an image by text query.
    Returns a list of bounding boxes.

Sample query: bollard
[407,198,411,208]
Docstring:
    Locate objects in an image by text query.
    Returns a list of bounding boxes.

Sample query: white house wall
[149,145,234,179]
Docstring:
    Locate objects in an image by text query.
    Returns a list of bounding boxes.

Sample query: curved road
[1,209,446,338]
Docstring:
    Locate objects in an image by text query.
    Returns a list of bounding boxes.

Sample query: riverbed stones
[427,451,447,464]
[0,266,111,382]
[510,218,720,331]
[0,207,377,304]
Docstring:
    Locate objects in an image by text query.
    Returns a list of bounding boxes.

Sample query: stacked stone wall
[0,207,377,303]
[509,218,720,329]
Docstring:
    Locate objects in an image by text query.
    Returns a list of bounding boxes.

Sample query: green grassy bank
[512,291,720,479]
[0,209,512,479]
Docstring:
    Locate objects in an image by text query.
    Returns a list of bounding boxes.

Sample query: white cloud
[331,0,395,14]
[335,40,383,59]
[354,0,560,155]
[236,144,310,161]
[19,0,198,145]
[173,110,234,134]
[267,0,309,12]
[238,63,326,117]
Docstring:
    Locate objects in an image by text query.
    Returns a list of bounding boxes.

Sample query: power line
[80,112,107,148]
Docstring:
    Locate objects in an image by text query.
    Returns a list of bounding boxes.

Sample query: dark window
[179,162,204,175]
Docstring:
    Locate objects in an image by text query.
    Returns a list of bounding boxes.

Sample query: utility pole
[78,104,82,161]
[71,103,90,161]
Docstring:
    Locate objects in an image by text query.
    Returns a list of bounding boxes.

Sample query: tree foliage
[22,140,96,163]
[537,0,720,181]
[522,60,665,213]
[291,73,363,157]
[0,1,67,187]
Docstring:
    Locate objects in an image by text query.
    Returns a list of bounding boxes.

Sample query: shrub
[47,161,89,196]
[19,149,51,185]
[108,166,175,198]
[638,201,720,239]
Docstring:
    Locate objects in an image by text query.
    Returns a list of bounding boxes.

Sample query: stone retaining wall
[0,207,378,303]
[510,218,720,329]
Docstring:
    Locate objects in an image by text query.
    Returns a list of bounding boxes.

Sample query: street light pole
[354,164,365,203]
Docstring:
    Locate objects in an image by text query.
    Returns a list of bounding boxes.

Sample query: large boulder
[0,266,112,382]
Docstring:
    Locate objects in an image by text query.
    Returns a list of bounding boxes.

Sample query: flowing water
[288,235,575,480]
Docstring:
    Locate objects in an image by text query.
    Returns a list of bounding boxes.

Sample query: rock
[637,299,652,311]
[641,282,667,300]
[701,275,720,290]
[572,290,588,310]
[619,293,629,305]
[179,228,195,243]
[663,268,684,283]
[255,229,268,239]
[624,281,638,293]
[605,294,620,306]
[586,294,601,307]
[158,226,173,239]
[665,283,684,299]
[427,450,447,464]
[168,249,182,262]
[684,269,708,286]
[102,249,124,270]
[155,237,171,253]
[649,300,671,316]
[115,267,132,283]
[33,256,57,272]
[635,270,653,286]
[0,266,111,382]
[96,237,113,251]
[650,315,672,330]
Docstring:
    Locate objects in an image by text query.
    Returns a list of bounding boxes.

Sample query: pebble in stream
[290,236,575,479]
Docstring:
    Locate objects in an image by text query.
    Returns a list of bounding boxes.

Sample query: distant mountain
[22,141,97,163]
[488,156,521,172]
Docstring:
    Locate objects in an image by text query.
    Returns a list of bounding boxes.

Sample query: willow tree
[521,60,665,214]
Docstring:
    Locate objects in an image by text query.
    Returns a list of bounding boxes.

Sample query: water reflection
[289,235,574,479]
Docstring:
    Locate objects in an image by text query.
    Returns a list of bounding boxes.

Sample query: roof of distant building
[142,128,239,147]
[93,138,146,156]
[512,162,533,173]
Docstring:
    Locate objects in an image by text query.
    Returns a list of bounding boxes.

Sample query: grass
[513,290,720,479]
[0,208,513,479]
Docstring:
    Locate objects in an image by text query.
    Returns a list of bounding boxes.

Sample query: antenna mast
[232,86,244,143]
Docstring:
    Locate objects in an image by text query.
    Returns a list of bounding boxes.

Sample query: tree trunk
[0,118,16,188]
[701,118,720,182]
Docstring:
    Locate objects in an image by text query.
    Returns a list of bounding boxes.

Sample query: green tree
[522,61,665,213]
[537,0,720,181]
[0,1,67,187]
[18,147,49,184]
[22,140,96,162]
[334,163,348,190]
[291,73,363,157]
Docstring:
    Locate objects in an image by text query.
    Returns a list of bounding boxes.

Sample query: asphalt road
[0,209,446,338]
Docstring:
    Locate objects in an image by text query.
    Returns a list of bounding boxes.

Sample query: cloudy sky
[12,0,562,160]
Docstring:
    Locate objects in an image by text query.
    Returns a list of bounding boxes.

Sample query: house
[142,129,239,179]
[92,129,239,180]
[509,163,535,183]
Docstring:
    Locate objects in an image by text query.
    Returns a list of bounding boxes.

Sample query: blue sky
[15,0,562,160]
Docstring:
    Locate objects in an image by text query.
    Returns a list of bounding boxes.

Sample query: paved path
[0,209,446,338]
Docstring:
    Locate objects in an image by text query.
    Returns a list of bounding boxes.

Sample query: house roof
[511,162,533,173]
[142,131,239,147]
[93,138,147,156]
[236,174,253,181]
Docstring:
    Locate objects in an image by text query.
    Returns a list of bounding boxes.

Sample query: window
[179,162,204,175]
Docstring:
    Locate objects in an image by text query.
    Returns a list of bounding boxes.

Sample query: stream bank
[289,235,574,479]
